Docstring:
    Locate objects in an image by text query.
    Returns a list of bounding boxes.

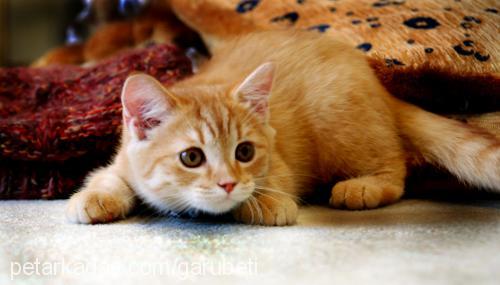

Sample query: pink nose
[217,182,237,193]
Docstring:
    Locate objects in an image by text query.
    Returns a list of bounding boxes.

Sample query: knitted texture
[0,44,192,199]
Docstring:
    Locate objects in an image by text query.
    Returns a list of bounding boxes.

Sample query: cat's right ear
[121,74,174,140]
[233,62,275,122]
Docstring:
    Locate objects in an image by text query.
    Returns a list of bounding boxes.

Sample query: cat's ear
[121,74,174,140]
[233,62,275,121]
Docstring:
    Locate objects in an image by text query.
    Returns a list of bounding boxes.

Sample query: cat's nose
[217,181,237,194]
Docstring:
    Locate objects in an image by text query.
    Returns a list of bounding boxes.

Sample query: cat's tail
[395,100,500,191]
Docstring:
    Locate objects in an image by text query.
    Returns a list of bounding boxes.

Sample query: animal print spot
[452,40,490,62]
[485,8,498,14]
[370,23,382,28]
[346,11,354,16]
[297,0,305,4]
[410,8,419,12]
[385,58,405,67]
[236,0,260,13]
[356,43,372,52]
[463,16,481,24]
[464,33,471,38]
[271,12,299,24]
[373,0,405,7]
[460,16,482,30]
[351,19,362,25]
[407,39,415,44]
[460,22,473,29]
[474,52,490,62]
[424,47,434,54]
[453,44,474,56]
[307,24,330,33]
[373,1,390,8]
[366,17,379,22]
[403,17,440,29]
[329,7,337,13]
[463,40,474,47]
[444,7,452,11]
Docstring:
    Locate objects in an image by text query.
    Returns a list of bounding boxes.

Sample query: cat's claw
[232,195,298,226]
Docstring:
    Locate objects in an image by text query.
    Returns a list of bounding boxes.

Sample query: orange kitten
[66,31,500,226]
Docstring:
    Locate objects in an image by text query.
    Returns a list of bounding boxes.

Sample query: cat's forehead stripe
[199,109,217,138]
[213,104,225,139]
[193,126,205,145]
[235,120,242,141]
[224,108,231,137]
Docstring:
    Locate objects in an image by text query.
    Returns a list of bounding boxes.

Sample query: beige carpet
[1,199,499,285]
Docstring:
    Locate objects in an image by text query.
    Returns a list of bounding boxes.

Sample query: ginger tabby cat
[66,31,500,226]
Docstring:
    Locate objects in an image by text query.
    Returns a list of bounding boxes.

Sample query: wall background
[0,0,80,66]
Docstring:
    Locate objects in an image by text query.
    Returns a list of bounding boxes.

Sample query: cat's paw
[232,195,298,226]
[66,170,135,224]
[329,177,402,210]
[66,190,132,224]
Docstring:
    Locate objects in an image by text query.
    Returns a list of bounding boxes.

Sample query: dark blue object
[356,43,372,52]
[403,17,440,29]
[236,0,260,13]
[118,0,147,17]
[271,12,299,24]
[307,24,330,33]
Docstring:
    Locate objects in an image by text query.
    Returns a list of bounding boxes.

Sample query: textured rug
[1,199,500,285]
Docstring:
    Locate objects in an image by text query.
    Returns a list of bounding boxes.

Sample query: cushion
[169,0,499,113]
[0,44,191,199]
[32,1,197,67]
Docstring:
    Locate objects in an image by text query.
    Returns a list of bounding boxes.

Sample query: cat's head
[121,63,276,215]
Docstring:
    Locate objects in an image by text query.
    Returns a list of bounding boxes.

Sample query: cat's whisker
[254,186,307,204]
[162,194,193,214]
[249,196,263,224]
[253,191,289,207]
[249,196,262,224]
[254,186,298,198]
[245,199,255,224]
[166,199,188,213]
[158,192,185,201]
[255,173,322,181]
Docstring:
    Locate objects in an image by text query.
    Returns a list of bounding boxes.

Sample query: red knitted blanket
[0,44,192,199]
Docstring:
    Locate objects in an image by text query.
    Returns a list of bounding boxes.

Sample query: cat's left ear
[121,74,175,140]
[233,62,275,121]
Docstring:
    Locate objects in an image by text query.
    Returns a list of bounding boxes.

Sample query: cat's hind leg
[326,115,408,210]
[329,172,405,210]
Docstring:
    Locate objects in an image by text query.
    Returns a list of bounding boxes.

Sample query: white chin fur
[192,199,240,215]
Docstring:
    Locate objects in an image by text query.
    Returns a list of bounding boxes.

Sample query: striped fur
[66,30,499,226]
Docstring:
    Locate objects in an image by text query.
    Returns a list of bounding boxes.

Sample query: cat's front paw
[66,189,133,224]
[233,194,298,226]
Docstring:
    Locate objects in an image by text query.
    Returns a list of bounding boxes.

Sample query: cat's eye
[235,142,255,163]
[180,148,205,168]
